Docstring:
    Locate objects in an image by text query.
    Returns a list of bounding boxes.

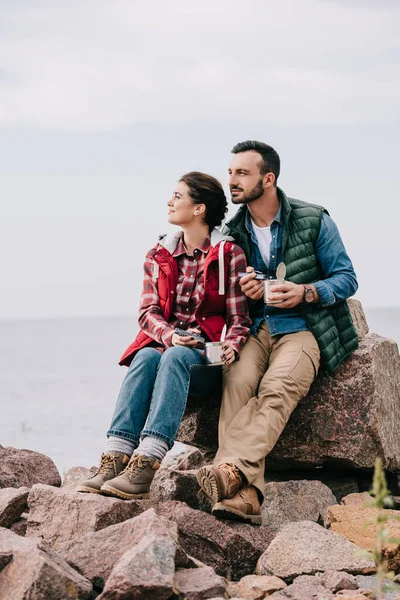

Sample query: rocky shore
[1,300,400,599]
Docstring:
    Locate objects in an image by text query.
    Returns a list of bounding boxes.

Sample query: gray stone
[347,299,369,341]
[0,447,61,489]
[26,483,147,548]
[256,521,374,582]
[174,446,213,471]
[0,552,13,571]
[57,508,191,589]
[151,467,211,512]
[261,480,337,531]
[319,570,358,592]
[61,465,96,491]
[0,487,29,527]
[356,575,400,600]
[97,519,176,600]
[269,580,334,599]
[174,566,227,599]
[0,527,92,599]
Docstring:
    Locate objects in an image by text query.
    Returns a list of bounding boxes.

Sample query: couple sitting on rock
[77,140,359,525]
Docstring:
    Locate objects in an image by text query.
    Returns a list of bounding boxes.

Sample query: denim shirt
[246,207,358,336]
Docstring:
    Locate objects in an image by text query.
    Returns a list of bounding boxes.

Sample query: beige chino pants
[214,322,320,499]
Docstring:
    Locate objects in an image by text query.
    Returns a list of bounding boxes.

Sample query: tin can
[263,278,285,304]
[205,341,224,365]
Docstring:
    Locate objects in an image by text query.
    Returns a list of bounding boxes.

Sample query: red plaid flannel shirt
[138,234,251,355]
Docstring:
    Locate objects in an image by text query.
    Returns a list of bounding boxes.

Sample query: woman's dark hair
[179,171,228,231]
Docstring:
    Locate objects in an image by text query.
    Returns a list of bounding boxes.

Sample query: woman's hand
[221,340,236,365]
[171,329,204,349]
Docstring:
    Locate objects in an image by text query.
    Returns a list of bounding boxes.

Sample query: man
[196,140,358,525]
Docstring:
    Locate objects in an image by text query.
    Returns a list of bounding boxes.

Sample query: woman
[77,171,251,499]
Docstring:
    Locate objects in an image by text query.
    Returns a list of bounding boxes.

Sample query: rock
[0,527,92,599]
[0,487,29,527]
[174,446,213,471]
[10,513,28,537]
[61,466,96,491]
[269,579,334,599]
[97,518,176,600]
[356,575,400,600]
[151,467,210,512]
[155,500,274,580]
[321,477,359,503]
[261,480,337,531]
[174,566,227,599]
[326,504,400,572]
[236,574,287,599]
[268,334,400,470]
[57,508,191,589]
[256,521,374,581]
[319,570,359,592]
[178,333,400,473]
[0,447,61,489]
[347,299,369,340]
[341,493,371,506]
[26,483,148,548]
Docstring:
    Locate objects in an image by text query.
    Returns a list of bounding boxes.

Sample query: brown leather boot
[212,485,262,525]
[76,452,130,494]
[196,462,243,505]
[101,454,160,499]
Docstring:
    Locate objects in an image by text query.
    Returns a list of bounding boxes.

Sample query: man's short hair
[231,140,280,184]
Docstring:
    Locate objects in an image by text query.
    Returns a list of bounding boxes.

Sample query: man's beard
[230,178,264,204]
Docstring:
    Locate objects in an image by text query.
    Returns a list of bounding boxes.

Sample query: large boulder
[0,447,61,489]
[256,521,375,581]
[155,500,274,581]
[261,480,337,530]
[178,331,400,472]
[26,484,147,548]
[0,527,92,600]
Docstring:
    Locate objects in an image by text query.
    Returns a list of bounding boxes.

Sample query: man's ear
[263,172,276,188]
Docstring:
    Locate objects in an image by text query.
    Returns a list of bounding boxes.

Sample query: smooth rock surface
[57,508,189,588]
[0,487,29,527]
[26,483,146,548]
[0,447,61,489]
[97,520,176,600]
[155,500,274,580]
[174,566,227,600]
[327,504,400,573]
[341,492,371,506]
[178,332,400,472]
[356,575,400,600]
[0,527,92,600]
[262,480,337,530]
[256,521,374,581]
[236,574,287,599]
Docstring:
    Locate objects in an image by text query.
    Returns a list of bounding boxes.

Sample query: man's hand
[267,282,304,308]
[239,266,264,301]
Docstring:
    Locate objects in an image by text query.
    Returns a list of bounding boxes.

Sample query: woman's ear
[194,204,206,216]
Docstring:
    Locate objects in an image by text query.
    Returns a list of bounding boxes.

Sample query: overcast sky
[1,0,399,319]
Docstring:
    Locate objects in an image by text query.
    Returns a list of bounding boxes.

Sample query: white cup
[205,341,224,365]
[263,278,285,304]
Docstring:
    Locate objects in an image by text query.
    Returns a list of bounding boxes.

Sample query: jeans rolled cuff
[107,429,140,444]
[140,429,174,449]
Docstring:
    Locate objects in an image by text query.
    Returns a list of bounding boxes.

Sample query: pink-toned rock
[0,527,92,599]
[269,579,334,599]
[26,483,147,548]
[10,513,28,537]
[174,446,212,471]
[236,574,287,599]
[0,447,61,489]
[341,492,371,506]
[178,332,400,473]
[269,334,400,470]
[0,487,29,527]
[61,466,96,491]
[0,551,13,570]
[318,571,358,592]
[97,518,177,600]
[174,566,227,599]
[347,299,369,340]
[151,467,210,512]
[155,501,274,580]
[256,521,374,581]
[262,480,337,531]
[58,508,191,589]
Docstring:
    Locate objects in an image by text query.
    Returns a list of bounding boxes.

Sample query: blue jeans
[107,346,221,448]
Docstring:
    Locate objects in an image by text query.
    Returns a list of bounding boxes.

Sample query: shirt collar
[245,204,282,232]
[173,233,211,257]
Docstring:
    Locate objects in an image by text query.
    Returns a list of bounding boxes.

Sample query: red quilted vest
[119,240,233,367]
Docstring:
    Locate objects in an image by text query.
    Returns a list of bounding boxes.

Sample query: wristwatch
[303,285,315,304]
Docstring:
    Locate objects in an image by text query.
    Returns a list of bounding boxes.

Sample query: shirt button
[266,315,270,318]
[171,291,174,294]
[269,276,272,279]
[202,317,205,320]
[186,308,189,311]
[186,292,189,295]
[272,255,275,258]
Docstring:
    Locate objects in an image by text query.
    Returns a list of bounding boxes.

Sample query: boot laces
[219,462,241,489]
[124,455,152,481]
[95,453,120,477]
